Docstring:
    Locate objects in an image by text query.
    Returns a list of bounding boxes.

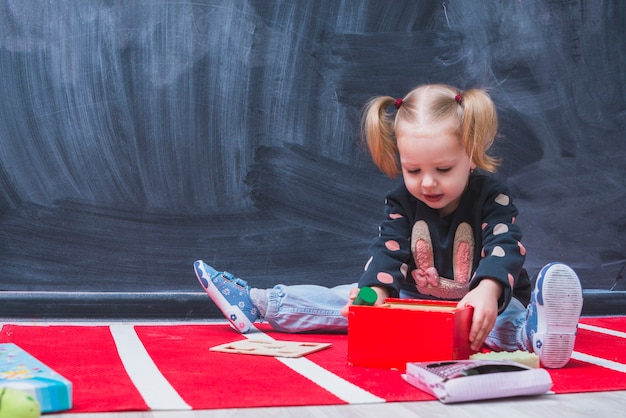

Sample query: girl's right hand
[340,286,389,317]
[340,287,361,317]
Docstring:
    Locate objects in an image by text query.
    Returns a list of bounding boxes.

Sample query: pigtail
[361,96,401,178]
[361,84,500,178]
[459,89,500,172]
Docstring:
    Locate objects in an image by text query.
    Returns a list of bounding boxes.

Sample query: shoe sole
[533,263,583,368]
[194,260,254,334]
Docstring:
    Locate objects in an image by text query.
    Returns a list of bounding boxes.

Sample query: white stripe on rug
[578,323,626,339]
[109,324,192,410]
[245,326,385,404]
[571,351,626,373]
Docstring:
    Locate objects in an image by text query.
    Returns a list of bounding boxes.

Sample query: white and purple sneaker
[194,260,260,333]
[524,263,583,368]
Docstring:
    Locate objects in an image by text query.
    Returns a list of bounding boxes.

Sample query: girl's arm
[357,186,414,297]
[470,180,526,313]
[462,178,526,350]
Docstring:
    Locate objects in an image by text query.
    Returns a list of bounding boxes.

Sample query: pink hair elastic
[454,94,463,105]
[394,98,403,109]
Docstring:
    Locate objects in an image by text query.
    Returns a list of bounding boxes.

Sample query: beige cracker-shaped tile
[210,339,332,358]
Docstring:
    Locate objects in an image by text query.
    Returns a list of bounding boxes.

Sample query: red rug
[1,317,624,412]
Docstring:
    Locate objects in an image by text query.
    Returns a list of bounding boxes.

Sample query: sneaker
[524,262,583,368]
[194,260,260,333]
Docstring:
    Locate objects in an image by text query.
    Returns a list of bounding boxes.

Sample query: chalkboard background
[1,1,624,318]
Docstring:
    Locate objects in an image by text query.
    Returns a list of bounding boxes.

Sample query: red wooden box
[347,298,474,370]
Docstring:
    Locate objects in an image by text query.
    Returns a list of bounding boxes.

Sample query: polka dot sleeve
[357,187,414,297]
[472,185,526,312]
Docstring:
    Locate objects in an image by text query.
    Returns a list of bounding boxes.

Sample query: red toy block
[347,298,474,370]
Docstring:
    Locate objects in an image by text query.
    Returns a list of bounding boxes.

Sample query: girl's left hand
[457,278,502,352]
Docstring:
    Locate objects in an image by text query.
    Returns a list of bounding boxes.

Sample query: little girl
[194,84,583,369]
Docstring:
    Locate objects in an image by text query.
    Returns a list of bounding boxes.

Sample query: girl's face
[396,121,474,218]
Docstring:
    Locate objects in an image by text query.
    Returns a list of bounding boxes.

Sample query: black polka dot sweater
[357,173,532,312]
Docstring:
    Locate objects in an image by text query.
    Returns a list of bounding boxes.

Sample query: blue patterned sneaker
[524,262,583,368]
[194,260,260,333]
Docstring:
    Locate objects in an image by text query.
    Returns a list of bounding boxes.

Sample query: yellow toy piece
[470,350,541,369]
[0,387,41,418]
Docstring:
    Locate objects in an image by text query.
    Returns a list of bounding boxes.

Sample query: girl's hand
[340,286,389,317]
[457,278,502,352]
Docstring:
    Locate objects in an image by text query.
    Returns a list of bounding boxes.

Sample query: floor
[4,319,626,417]
[46,390,626,418]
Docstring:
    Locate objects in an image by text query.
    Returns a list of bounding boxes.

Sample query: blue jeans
[264,283,527,351]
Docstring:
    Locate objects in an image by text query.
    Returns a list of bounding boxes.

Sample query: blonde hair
[361,84,500,178]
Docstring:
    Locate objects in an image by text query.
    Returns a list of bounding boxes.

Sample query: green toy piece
[353,286,377,306]
[0,387,41,418]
